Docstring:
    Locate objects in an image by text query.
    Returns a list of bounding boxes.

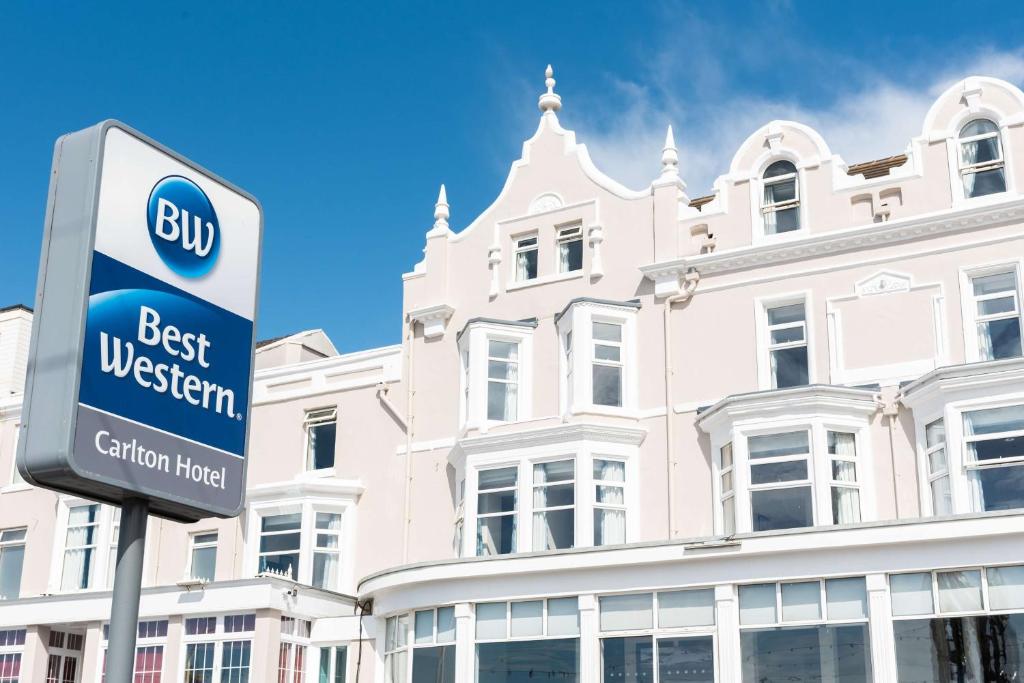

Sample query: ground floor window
[183,613,255,683]
[602,635,714,683]
[318,646,346,683]
[412,607,455,683]
[46,630,83,683]
[0,629,24,683]
[477,639,579,683]
[894,613,1024,681]
[279,617,311,683]
[739,578,871,682]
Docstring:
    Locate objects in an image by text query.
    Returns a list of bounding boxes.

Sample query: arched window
[761,160,801,234]
[958,119,1006,198]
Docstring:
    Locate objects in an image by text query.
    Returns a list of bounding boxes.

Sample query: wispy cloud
[561,21,1024,195]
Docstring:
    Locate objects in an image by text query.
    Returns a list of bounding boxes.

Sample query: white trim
[754,291,814,390]
[958,258,1024,363]
[254,345,402,405]
[457,320,535,433]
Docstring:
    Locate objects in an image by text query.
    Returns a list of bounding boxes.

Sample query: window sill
[506,270,584,292]
[569,405,640,420]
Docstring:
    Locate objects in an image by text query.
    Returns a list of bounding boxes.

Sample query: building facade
[2,69,1024,682]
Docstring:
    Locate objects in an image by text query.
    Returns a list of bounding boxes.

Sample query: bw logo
[147,176,221,278]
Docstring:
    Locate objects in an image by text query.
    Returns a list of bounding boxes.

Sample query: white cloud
[568,43,1024,196]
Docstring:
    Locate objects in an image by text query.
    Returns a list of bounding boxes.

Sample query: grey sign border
[17,120,262,522]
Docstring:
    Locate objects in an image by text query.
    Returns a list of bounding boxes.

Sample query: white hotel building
[2,69,1024,682]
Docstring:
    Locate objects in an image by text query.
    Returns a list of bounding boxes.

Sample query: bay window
[969,268,1022,360]
[593,459,626,546]
[313,513,343,590]
[475,598,580,683]
[599,589,716,683]
[748,431,814,532]
[556,299,639,415]
[892,565,1024,681]
[739,578,871,682]
[258,513,302,580]
[958,119,1006,199]
[458,320,535,430]
[533,460,575,551]
[963,404,1024,511]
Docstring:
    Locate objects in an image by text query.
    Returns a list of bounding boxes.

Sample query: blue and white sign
[18,122,262,521]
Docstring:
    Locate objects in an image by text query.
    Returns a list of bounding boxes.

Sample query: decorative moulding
[408,303,455,339]
[855,271,912,297]
[642,195,1024,281]
[529,193,564,214]
[697,384,880,434]
[455,422,648,457]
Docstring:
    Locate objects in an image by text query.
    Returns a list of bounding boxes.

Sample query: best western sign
[18,121,262,521]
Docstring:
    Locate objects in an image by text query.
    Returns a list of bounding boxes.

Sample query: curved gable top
[449,110,651,244]
[728,119,834,179]
[922,76,1024,139]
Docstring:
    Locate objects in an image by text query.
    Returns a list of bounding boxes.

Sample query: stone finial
[433,184,449,231]
[660,125,679,179]
[538,64,562,114]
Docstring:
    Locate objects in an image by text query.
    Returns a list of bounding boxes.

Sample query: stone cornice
[697,384,880,434]
[455,421,648,458]
[899,357,1024,410]
[642,194,1024,288]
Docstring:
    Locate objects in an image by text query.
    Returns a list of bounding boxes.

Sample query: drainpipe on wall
[662,270,700,539]
[881,393,903,519]
[402,318,416,564]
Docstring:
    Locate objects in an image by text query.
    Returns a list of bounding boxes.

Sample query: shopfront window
[476,598,580,683]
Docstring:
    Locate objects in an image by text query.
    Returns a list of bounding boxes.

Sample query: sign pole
[105,498,149,682]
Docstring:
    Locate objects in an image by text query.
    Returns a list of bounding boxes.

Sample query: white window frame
[315,644,349,683]
[49,499,121,594]
[0,528,25,601]
[957,119,1007,199]
[890,564,1024,621]
[246,497,355,593]
[383,613,409,683]
[304,406,338,472]
[2,422,29,492]
[462,444,639,558]
[959,261,1024,363]
[710,418,875,536]
[922,418,951,516]
[557,301,639,416]
[760,161,801,235]
[717,443,735,536]
[597,588,717,683]
[754,293,814,391]
[180,613,256,683]
[961,402,1024,513]
[556,223,584,274]
[592,457,628,547]
[0,628,25,683]
[946,110,1016,206]
[186,530,219,582]
[279,616,311,683]
[512,233,539,282]
[46,629,84,683]
[738,577,870,631]
[746,428,815,532]
[98,618,168,681]
[531,458,577,552]
[473,597,581,643]
[457,321,534,432]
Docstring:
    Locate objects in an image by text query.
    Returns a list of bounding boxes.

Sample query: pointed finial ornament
[433,184,449,231]
[660,125,679,178]
[538,64,562,114]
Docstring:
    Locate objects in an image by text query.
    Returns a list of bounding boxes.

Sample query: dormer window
[458,319,535,431]
[761,160,800,234]
[958,119,1006,198]
[515,235,538,281]
[556,225,583,273]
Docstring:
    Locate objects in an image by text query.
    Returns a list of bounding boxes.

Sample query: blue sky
[1,2,1022,352]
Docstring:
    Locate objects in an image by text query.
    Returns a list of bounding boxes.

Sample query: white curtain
[961,139,980,196]
[978,321,994,359]
[597,509,626,545]
[61,547,90,591]
[831,433,860,524]
[516,251,531,281]
[533,512,552,551]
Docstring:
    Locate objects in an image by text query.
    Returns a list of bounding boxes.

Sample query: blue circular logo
[147,176,220,278]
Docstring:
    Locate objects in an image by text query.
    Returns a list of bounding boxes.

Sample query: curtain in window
[977,321,995,359]
[961,139,980,196]
[596,460,626,544]
[61,545,90,591]
[516,252,531,282]
[831,433,860,524]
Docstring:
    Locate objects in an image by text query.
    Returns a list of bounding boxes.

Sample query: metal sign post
[17,121,261,681]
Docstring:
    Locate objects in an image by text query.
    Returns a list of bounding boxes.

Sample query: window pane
[890,573,934,616]
[769,326,804,344]
[262,513,301,532]
[781,582,821,621]
[751,487,813,531]
[594,344,621,362]
[982,318,1023,359]
[533,508,574,550]
[748,431,809,459]
[478,490,516,514]
[894,614,1024,682]
[477,639,578,683]
[769,206,800,233]
[533,483,574,508]
[259,552,299,579]
[559,239,583,273]
[831,487,861,525]
[987,566,1024,610]
[961,119,999,137]
[411,645,454,683]
[487,380,516,422]
[739,584,777,625]
[516,248,538,281]
[658,589,714,628]
[548,598,580,636]
[436,607,455,644]
[973,271,1017,296]
[965,404,1024,437]
[750,460,808,484]
[476,516,515,556]
[764,160,797,178]
[309,422,337,470]
[772,346,809,388]
[764,177,796,204]
[534,460,574,483]
[593,322,622,342]
[475,603,506,640]
[594,509,626,546]
[937,570,983,613]
[826,577,867,620]
[928,447,948,474]
[741,624,871,682]
[479,468,517,490]
[767,304,805,326]
[510,601,543,637]
[967,167,1007,197]
[926,419,946,448]
[189,545,216,582]
[657,636,715,683]
[415,610,434,644]
[0,546,24,600]
[594,459,625,482]
[592,365,623,407]
[259,532,301,553]
[978,295,1017,316]
[973,464,1024,511]
[931,476,952,515]
[601,636,652,683]
[600,593,653,631]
